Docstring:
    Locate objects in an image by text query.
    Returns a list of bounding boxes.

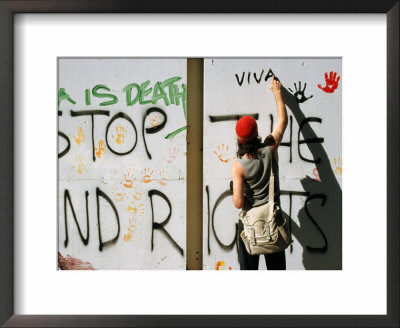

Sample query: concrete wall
[203,58,342,270]
[58,58,187,269]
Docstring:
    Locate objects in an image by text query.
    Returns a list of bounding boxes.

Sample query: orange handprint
[112,126,127,145]
[73,126,85,145]
[124,217,138,242]
[214,144,235,163]
[158,170,170,186]
[95,140,106,158]
[127,203,145,216]
[141,168,154,183]
[121,172,135,188]
[318,71,340,94]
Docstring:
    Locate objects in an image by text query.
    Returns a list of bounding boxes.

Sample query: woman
[231,76,288,270]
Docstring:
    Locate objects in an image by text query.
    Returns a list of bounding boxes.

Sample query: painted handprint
[334,157,342,174]
[213,144,235,163]
[114,192,127,202]
[124,217,138,242]
[166,147,180,164]
[141,168,154,184]
[149,113,164,128]
[121,171,135,188]
[288,81,314,103]
[112,126,127,145]
[73,155,86,174]
[73,126,85,145]
[318,71,340,93]
[95,140,106,158]
[158,170,170,186]
[131,185,144,202]
[127,203,145,216]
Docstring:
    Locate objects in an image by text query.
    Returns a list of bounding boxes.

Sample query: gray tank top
[237,146,280,211]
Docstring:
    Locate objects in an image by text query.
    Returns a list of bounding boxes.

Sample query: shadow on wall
[281,87,342,270]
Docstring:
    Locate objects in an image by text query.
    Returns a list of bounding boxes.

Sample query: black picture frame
[0,1,398,327]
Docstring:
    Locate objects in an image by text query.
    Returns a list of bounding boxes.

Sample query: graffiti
[149,189,184,256]
[73,126,85,145]
[106,112,138,156]
[60,77,186,109]
[63,190,90,248]
[304,194,328,252]
[206,186,237,252]
[59,61,187,269]
[209,114,259,123]
[58,252,95,270]
[318,71,340,93]
[71,109,110,161]
[213,144,235,163]
[298,117,325,164]
[235,69,277,86]
[58,131,70,158]
[334,157,342,174]
[142,107,167,159]
[91,84,118,106]
[288,81,314,103]
[58,88,76,106]
[63,188,120,252]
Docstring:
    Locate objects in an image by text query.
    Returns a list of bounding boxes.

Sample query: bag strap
[268,149,275,204]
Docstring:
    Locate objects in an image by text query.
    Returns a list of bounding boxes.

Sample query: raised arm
[269,76,288,150]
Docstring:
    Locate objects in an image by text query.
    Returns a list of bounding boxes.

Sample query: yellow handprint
[95,140,106,158]
[112,126,127,145]
[334,157,342,174]
[73,126,85,145]
[72,155,86,175]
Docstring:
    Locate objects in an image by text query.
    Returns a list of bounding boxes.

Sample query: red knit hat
[235,116,258,144]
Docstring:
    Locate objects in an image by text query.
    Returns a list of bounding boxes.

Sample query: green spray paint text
[59,76,186,116]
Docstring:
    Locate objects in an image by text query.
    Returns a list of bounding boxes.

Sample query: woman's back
[237,146,280,211]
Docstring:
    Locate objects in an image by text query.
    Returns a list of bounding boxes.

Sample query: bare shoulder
[231,160,244,175]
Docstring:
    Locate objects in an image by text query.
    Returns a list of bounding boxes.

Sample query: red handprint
[318,71,340,94]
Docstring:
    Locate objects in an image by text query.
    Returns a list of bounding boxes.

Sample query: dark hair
[236,134,276,159]
[236,137,262,159]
